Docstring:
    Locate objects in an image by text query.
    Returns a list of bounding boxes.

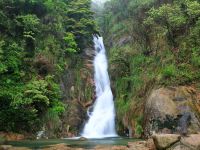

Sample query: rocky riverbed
[1,133,200,150]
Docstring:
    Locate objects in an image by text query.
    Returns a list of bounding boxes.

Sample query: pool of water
[7,137,139,149]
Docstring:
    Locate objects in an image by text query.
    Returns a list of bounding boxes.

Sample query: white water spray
[81,36,117,139]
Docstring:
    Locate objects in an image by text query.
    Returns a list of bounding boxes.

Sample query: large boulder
[152,134,180,149]
[143,86,200,137]
[180,133,200,150]
[166,142,191,150]
[165,133,200,150]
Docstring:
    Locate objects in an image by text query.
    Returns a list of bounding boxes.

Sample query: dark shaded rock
[177,112,191,136]
[84,48,95,57]
[116,36,132,47]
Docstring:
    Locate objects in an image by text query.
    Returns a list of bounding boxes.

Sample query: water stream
[81,36,117,138]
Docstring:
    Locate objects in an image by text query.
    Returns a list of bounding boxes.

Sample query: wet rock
[83,100,93,108]
[79,137,87,141]
[36,129,48,139]
[152,134,181,150]
[84,48,95,58]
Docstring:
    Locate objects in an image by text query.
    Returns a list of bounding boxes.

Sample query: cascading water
[81,36,117,139]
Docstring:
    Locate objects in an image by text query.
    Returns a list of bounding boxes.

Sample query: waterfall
[81,36,117,139]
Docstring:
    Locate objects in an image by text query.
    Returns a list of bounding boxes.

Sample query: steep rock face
[59,48,95,137]
[143,86,200,137]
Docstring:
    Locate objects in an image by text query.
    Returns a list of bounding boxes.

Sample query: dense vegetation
[0,0,97,135]
[96,0,200,136]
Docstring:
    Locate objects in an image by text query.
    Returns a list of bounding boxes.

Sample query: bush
[191,50,200,67]
[0,76,64,133]
[43,108,62,137]
[162,64,176,78]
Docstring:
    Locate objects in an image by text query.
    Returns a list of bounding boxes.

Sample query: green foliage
[42,108,63,137]
[16,14,40,31]
[64,32,78,53]
[191,52,200,67]
[147,4,187,28]
[0,75,64,133]
[97,0,200,136]
[0,0,96,134]
[65,0,98,50]
[162,64,177,78]
[136,123,143,135]
[186,0,200,18]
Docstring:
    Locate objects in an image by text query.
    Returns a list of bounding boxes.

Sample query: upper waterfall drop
[81,36,117,139]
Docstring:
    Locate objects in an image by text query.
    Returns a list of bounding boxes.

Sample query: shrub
[191,50,200,67]
[162,64,176,78]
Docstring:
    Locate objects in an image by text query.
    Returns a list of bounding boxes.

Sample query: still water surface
[8,137,139,149]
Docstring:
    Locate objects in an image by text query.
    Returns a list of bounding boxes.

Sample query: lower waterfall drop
[81,36,117,139]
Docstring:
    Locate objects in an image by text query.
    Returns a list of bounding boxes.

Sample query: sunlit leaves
[146,4,187,28]
[64,32,78,53]
[16,14,40,31]
[186,0,200,18]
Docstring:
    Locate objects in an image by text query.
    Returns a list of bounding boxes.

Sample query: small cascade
[81,36,117,139]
